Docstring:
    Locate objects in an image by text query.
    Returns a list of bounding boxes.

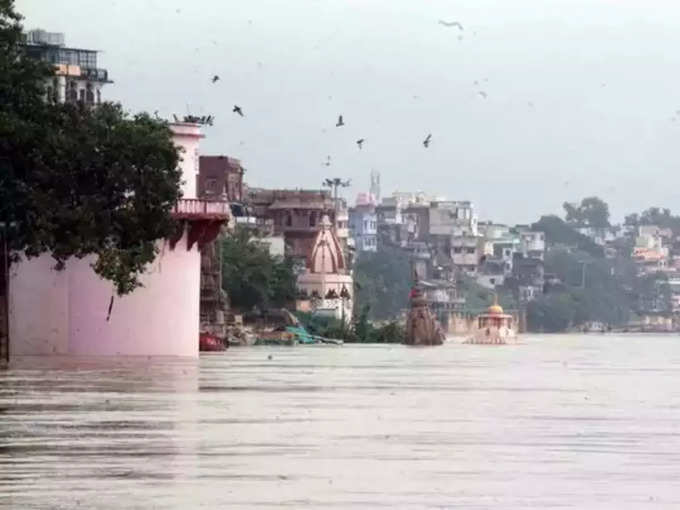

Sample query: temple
[297,215,354,321]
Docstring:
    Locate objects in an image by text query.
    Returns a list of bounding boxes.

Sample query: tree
[353,245,411,320]
[1,1,182,295]
[532,215,604,257]
[221,227,296,310]
[563,196,610,228]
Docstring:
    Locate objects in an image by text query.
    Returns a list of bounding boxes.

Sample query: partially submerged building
[8,123,230,358]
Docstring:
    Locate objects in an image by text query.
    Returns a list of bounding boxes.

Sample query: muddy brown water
[2,335,680,509]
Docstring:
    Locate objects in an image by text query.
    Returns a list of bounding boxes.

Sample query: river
[2,334,680,509]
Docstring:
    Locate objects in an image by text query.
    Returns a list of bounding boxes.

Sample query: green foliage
[527,293,577,332]
[532,215,603,257]
[527,248,636,332]
[457,273,517,313]
[638,207,680,236]
[1,1,182,295]
[563,196,610,228]
[295,308,404,343]
[353,245,411,319]
[221,227,296,310]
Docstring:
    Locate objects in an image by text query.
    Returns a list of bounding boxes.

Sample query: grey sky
[17,0,680,224]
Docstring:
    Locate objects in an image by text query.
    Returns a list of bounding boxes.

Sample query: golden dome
[487,295,503,314]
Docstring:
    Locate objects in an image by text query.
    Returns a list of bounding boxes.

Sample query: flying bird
[478,91,488,99]
[356,138,365,149]
[439,20,463,30]
[336,115,344,127]
[233,105,244,117]
[423,134,432,148]
[211,75,220,83]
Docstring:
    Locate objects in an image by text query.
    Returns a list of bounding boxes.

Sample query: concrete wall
[170,123,202,199]
[9,255,69,355]
[9,232,200,357]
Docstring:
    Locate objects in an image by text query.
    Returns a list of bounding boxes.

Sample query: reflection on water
[2,335,680,508]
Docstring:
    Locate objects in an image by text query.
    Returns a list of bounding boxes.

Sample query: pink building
[8,123,230,358]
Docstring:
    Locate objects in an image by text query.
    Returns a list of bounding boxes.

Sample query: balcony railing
[81,67,109,82]
[172,198,231,220]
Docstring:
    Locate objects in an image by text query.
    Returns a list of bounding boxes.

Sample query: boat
[465,298,518,345]
[199,332,227,351]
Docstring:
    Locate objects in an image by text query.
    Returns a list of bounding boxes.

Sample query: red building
[198,155,244,202]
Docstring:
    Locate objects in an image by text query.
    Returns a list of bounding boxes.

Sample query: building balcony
[81,67,110,82]
[172,198,231,220]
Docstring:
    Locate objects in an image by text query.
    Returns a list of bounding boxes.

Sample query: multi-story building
[23,29,111,105]
[198,156,244,202]
[511,254,545,303]
[429,200,478,237]
[349,194,377,253]
[451,236,481,275]
[519,230,546,260]
[633,225,670,275]
[245,189,337,261]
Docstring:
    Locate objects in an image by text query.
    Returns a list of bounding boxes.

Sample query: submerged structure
[464,298,518,345]
[8,123,230,358]
[404,281,445,346]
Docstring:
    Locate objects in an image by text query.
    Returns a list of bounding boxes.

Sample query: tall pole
[323,177,350,229]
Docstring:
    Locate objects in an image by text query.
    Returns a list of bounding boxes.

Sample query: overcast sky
[17,0,680,224]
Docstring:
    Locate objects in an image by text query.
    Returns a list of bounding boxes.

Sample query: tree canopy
[1,0,182,294]
[220,227,296,310]
[531,215,604,257]
[352,245,411,320]
[563,196,610,228]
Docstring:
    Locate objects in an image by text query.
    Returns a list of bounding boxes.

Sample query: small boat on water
[465,298,518,345]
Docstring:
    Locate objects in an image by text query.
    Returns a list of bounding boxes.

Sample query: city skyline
[18,0,680,224]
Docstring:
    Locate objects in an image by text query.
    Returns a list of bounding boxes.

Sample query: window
[96,89,101,104]
[364,220,369,230]
[309,213,316,227]
[205,178,217,194]
[78,88,85,102]
[285,214,292,227]
[490,278,495,284]
[453,247,462,254]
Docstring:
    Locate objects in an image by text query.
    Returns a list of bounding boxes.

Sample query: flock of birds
[194,18,506,172]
